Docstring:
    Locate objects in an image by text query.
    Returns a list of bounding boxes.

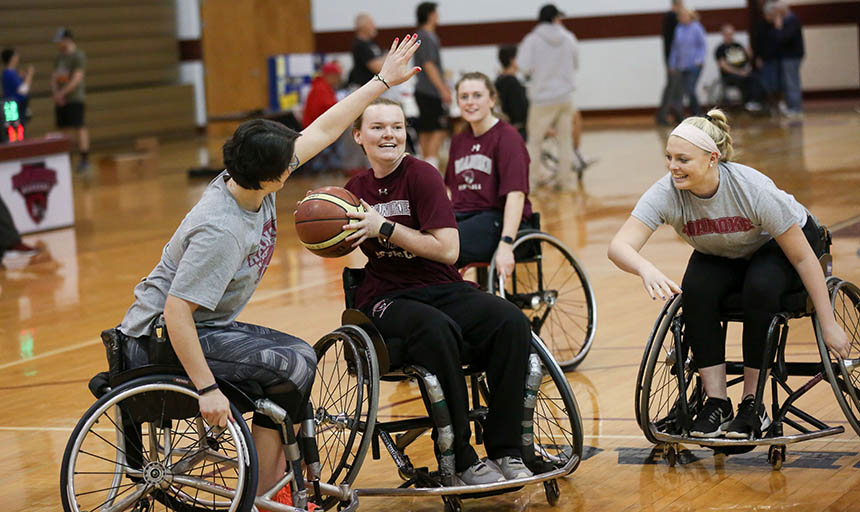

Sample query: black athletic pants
[682,217,822,369]
[361,282,531,472]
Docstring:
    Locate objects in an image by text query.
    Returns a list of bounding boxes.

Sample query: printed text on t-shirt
[373,200,411,218]
[682,216,754,236]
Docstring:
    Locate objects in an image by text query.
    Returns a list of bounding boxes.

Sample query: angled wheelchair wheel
[60,375,257,512]
[312,326,379,510]
[817,278,860,436]
[490,232,597,372]
[530,333,584,476]
[637,296,703,444]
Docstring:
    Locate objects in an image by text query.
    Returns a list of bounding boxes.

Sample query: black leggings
[361,282,531,472]
[682,217,822,370]
[455,210,530,268]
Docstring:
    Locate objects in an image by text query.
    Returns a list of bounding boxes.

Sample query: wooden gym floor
[1,108,859,511]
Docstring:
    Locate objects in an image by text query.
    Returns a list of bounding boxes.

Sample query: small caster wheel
[768,445,785,470]
[443,495,462,512]
[544,479,560,506]
[665,444,678,467]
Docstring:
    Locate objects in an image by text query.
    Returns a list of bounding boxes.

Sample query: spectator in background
[347,13,384,88]
[302,61,343,173]
[518,3,579,190]
[758,1,804,118]
[668,8,706,117]
[2,48,34,125]
[51,28,90,173]
[715,24,762,111]
[0,197,41,265]
[494,45,528,140]
[413,2,450,170]
[656,0,683,125]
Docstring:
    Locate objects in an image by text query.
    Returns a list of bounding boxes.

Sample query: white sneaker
[492,456,533,480]
[455,459,505,486]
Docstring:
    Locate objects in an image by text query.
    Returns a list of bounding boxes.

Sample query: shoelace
[701,400,727,424]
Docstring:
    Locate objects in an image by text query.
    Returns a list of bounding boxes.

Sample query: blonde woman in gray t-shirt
[608,109,848,440]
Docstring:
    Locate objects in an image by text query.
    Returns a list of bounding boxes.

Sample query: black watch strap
[379,221,395,242]
[197,383,220,396]
[501,235,514,245]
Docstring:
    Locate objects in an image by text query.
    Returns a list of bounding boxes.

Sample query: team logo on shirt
[248,218,277,282]
[682,216,754,236]
[12,162,57,224]
[463,170,475,185]
[372,200,411,218]
[471,144,481,152]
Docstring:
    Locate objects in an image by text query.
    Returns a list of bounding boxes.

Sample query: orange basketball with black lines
[294,186,365,258]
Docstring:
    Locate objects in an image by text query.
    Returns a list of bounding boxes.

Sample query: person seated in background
[2,48,34,125]
[715,24,762,111]
[445,72,532,278]
[302,61,344,173]
[494,45,528,140]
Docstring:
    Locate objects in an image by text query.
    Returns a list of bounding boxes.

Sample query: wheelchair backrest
[342,267,366,309]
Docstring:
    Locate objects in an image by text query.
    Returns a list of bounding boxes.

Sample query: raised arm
[292,36,421,172]
[775,224,849,357]
[608,216,682,300]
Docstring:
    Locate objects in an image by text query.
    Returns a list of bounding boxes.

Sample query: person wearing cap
[517,4,579,191]
[301,61,344,172]
[51,28,90,173]
[608,108,848,440]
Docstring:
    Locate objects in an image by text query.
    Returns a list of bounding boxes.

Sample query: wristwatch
[379,221,395,243]
[500,235,514,245]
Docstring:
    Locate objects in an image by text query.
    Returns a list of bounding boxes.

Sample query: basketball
[294,186,365,258]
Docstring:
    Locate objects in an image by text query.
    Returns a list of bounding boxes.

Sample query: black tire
[490,232,597,371]
[530,333,584,475]
[312,326,379,510]
[544,479,561,506]
[637,296,703,444]
[60,375,257,512]
[817,278,860,437]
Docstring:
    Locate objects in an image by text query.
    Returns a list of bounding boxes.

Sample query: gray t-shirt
[631,162,807,259]
[120,172,277,337]
[414,28,442,97]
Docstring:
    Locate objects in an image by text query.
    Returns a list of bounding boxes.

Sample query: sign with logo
[0,151,73,234]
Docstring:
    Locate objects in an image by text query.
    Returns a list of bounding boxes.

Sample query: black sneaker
[690,397,734,438]
[725,395,771,439]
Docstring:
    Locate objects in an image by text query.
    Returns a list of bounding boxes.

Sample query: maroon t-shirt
[345,155,464,308]
[445,120,533,220]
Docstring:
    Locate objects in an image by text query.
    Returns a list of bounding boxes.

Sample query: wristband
[500,235,514,245]
[197,383,219,396]
[374,74,391,89]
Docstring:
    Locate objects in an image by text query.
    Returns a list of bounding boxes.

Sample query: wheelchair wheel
[817,278,860,436]
[530,333,584,475]
[312,326,379,510]
[60,375,257,512]
[489,232,597,372]
[637,296,704,443]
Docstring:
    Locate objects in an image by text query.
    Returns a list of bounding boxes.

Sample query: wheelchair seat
[719,289,812,321]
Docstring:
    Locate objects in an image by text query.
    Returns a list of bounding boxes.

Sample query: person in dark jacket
[656,0,684,125]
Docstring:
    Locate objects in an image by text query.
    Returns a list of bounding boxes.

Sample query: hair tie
[703,114,713,123]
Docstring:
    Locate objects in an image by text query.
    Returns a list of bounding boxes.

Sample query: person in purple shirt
[343,98,535,485]
[669,8,707,116]
[445,72,533,278]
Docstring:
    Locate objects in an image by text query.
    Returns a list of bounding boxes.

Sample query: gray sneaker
[492,456,533,480]
[455,459,505,486]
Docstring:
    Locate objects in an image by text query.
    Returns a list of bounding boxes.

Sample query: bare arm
[775,224,849,357]
[494,191,525,278]
[421,61,451,103]
[58,69,84,97]
[608,216,682,300]
[164,295,233,426]
[346,199,459,264]
[292,36,421,172]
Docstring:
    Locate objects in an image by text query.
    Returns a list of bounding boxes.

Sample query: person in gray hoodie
[517,4,579,190]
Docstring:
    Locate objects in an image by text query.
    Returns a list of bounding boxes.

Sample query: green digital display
[3,99,19,123]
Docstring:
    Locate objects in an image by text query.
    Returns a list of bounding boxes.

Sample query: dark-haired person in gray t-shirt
[609,109,848,441]
[116,36,422,497]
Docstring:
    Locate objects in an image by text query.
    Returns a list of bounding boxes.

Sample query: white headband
[670,123,720,157]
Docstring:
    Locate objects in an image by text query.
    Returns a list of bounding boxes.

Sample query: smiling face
[457,79,495,126]
[354,104,407,167]
[665,136,719,196]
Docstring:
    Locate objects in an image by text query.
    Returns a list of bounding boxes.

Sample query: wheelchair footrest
[650,425,845,447]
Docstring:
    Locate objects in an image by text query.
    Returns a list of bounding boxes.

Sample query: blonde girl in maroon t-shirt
[342,98,536,485]
[444,72,533,279]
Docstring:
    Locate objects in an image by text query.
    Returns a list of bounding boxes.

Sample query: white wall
[175,0,207,126]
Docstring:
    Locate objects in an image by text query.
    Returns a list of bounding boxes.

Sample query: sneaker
[3,242,39,259]
[725,395,771,439]
[689,397,734,438]
[492,456,533,480]
[744,101,763,112]
[455,459,505,486]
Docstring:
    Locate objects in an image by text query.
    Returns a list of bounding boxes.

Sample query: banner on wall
[267,53,327,112]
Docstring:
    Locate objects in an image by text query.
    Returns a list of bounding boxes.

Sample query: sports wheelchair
[61,328,359,512]
[307,268,583,511]
[635,226,860,469]
[461,212,598,371]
